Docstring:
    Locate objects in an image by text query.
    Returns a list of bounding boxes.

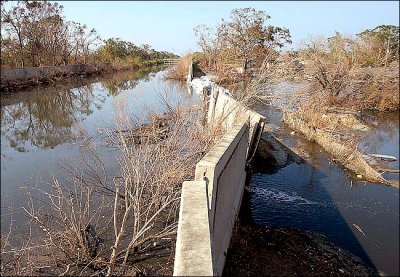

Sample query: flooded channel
[1,68,198,234]
[234,82,399,275]
[1,73,398,275]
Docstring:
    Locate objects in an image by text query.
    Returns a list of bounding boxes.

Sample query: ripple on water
[249,186,320,205]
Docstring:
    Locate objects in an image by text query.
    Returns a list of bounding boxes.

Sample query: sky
[57,1,399,55]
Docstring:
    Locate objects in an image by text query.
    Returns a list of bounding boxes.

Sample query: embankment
[1,63,115,93]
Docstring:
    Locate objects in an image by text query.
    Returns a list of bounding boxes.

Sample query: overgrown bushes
[290,27,399,112]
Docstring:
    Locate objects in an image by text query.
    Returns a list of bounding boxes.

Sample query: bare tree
[194,8,292,72]
[1,1,27,67]
[0,1,100,67]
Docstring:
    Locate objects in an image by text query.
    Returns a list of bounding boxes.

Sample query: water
[1,68,198,233]
[244,89,399,275]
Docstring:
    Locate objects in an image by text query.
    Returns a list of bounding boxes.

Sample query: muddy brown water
[233,82,399,276]
[1,68,198,240]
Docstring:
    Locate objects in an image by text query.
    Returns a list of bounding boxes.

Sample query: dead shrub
[1,91,222,276]
[276,35,400,113]
[283,111,388,184]
[165,54,193,81]
[322,67,400,112]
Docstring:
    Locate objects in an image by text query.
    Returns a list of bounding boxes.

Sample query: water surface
[1,68,198,233]
[245,84,399,275]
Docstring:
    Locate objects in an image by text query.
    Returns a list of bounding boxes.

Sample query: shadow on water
[234,133,381,274]
[239,93,399,275]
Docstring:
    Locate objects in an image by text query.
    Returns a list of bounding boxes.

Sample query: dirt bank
[224,221,378,276]
[0,63,128,93]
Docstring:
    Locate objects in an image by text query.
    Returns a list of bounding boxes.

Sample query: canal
[1,73,398,275]
[225,81,399,276]
[1,68,198,236]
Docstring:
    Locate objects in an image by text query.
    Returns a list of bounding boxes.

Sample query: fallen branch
[283,111,389,185]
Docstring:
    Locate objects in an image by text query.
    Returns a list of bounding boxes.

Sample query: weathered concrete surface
[210,86,263,128]
[207,85,265,159]
[202,122,249,275]
[194,122,249,276]
[195,122,248,212]
[174,123,250,276]
[173,181,213,276]
[188,73,265,154]
[173,64,265,276]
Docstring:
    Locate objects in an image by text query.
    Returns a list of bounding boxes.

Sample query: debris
[190,76,212,95]
[85,223,101,258]
[352,224,367,237]
[376,168,400,174]
[282,112,389,185]
[367,154,397,162]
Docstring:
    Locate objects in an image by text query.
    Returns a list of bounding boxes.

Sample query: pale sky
[56,1,399,55]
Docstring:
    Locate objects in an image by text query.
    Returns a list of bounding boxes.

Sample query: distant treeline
[0,1,179,69]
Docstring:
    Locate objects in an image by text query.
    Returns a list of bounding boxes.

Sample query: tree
[194,8,292,70]
[22,1,65,66]
[1,1,100,67]
[1,1,178,68]
[72,23,100,64]
[96,38,178,67]
[1,1,28,67]
[193,24,225,69]
[358,25,399,66]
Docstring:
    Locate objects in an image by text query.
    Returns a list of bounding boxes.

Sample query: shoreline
[0,63,166,94]
[224,221,378,276]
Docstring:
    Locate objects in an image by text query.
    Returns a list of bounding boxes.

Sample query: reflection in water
[1,67,197,237]
[101,66,158,96]
[0,67,161,152]
[1,85,104,151]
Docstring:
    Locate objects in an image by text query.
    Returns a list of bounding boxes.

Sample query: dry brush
[1,93,222,276]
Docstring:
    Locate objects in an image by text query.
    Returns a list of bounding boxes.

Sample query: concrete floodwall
[173,180,213,276]
[195,122,249,275]
[207,83,265,156]
[173,65,266,276]
[186,61,194,92]
[174,121,250,276]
